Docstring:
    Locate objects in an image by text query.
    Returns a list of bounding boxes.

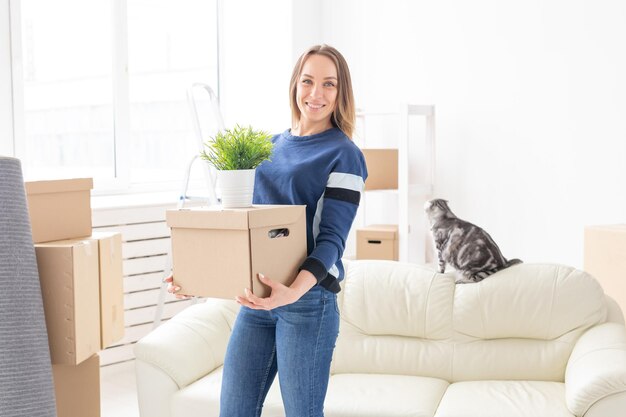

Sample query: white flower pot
[216,169,256,208]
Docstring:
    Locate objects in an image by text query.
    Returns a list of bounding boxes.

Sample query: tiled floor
[101,361,140,417]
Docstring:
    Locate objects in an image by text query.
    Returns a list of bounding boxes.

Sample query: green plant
[200,124,274,170]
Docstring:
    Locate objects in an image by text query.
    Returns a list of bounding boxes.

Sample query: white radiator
[93,202,195,366]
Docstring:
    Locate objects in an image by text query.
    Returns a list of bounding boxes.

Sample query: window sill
[91,188,211,210]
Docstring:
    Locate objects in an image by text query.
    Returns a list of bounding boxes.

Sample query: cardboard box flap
[361,231,396,241]
[248,205,306,229]
[25,178,93,195]
[35,238,96,251]
[586,224,626,233]
[359,225,398,240]
[166,207,250,230]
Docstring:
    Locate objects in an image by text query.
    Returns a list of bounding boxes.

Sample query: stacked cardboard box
[166,204,307,299]
[356,224,399,261]
[361,149,398,190]
[52,354,101,417]
[26,178,124,417]
[584,225,626,322]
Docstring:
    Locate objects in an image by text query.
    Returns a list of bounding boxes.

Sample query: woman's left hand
[236,273,309,310]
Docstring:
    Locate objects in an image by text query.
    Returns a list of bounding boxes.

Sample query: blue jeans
[219,285,340,417]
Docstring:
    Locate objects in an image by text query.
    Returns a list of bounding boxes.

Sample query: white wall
[0,0,14,156]
[218,0,294,134]
[3,0,623,268]
[316,0,626,268]
[291,1,322,63]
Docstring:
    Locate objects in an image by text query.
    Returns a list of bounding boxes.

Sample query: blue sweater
[253,127,368,293]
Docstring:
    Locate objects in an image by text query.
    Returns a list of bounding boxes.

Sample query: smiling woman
[167,44,368,417]
[293,54,338,135]
[224,44,366,417]
[290,45,356,139]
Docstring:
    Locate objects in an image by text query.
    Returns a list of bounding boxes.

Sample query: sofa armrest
[565,322,626,416]
[135,359,180,417]
[134,298,239,389]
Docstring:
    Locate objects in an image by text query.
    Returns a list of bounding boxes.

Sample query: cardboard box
[25,178,93,243]
[35,238,101,365]
[357,224,399,261]
[167,205,307,299]
[92,231,125,349]
[52,353,101,417]
[362,149,398,190]
[584,224,626,320]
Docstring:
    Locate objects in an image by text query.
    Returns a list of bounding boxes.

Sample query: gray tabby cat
[424,199,522,283]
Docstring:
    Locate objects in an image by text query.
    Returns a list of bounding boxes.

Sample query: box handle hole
[367,240,382,244]
[269,228,290,239]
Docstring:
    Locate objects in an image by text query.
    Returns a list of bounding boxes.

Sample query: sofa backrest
[332,260,608,382]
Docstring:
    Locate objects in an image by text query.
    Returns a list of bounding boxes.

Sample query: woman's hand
[236,270,316,310]
[164,275,192,300]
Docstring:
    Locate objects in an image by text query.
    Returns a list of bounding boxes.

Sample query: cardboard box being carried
[25,178,93,243]
[357,224,399,261]
[92,231,125,349]
[167,205,307,299]
[584,224,626,321]
[52,353,101,417]
[362,149,398,190]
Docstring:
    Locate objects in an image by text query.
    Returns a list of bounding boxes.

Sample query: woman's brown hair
[289,44,355,139]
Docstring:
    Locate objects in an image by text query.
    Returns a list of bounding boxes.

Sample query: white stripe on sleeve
[327,172,365,192]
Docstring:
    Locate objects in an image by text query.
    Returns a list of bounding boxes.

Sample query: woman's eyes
[301,79,336,88]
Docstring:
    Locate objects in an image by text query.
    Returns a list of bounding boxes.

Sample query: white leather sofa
[134,261,626,417]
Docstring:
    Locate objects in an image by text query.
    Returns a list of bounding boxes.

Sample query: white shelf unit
[356,104,436,264]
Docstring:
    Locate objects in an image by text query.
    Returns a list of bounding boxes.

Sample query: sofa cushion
[332,324,454,380]
[171,368,449,417]
[170,367,281,416]
[333,260,455,379]
[452,263,607,382]
[454,264,606,340]
[321,374,449,417]
[340,260,455,339]
[451,338,575,382]
[265,373,450,417]
[434,380,575,417]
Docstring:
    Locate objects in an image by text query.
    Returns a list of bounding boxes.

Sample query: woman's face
[296,54,338,129]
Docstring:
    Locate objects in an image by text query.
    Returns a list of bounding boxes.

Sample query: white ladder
[152,83,226,329]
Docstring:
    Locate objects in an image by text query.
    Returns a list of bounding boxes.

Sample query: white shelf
[356,105,434,117]
[356,111,399,117]
[407,105,435,116]
[356,103,436,264]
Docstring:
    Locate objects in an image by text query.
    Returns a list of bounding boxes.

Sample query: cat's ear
[434,199,449,209]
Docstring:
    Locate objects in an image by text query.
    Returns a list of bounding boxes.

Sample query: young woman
[167,44,367,417]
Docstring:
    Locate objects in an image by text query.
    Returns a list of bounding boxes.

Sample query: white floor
[101,360,140,417]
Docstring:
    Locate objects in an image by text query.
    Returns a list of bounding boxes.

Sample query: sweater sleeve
[299,147,368,283]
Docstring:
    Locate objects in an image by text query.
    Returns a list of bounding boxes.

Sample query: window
[17,0,115,181]
[12,0,219,191]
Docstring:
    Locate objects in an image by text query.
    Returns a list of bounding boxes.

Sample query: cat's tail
[505,258,523,267]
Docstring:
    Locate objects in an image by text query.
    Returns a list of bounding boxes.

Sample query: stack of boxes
[357,149,400,261]
[25,178,124,417]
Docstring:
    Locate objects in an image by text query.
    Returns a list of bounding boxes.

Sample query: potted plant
[200,124,273,208]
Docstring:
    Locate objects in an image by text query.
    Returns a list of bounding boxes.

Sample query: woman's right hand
[164,275,192,299]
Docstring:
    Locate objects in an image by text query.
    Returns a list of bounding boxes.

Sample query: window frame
[8,0,221,196]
